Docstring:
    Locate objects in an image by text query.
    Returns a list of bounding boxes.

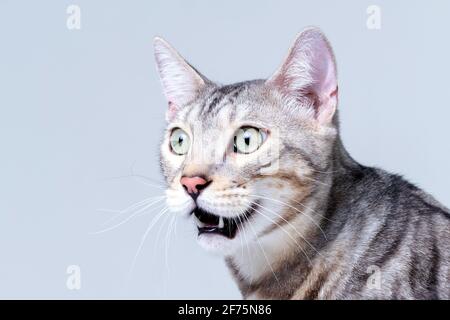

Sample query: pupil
[178,136,183,144]
[244,136,250,145]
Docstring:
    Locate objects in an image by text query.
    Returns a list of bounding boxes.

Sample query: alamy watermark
[66,265,81,290]
[366,265,382,290]
[66,5,81,30]
[366,5,381,30]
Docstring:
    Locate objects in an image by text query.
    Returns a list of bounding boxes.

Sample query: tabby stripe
[282,144,329,174]
[203,94,222,116]
[428,239,440,299]
[204,83,247,116]
[301,268,332,300]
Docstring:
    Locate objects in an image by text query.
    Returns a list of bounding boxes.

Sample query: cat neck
[226,135,359,299]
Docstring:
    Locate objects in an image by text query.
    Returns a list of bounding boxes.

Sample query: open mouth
[191,204,257,239]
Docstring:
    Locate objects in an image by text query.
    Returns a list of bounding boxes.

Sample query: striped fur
[155,28,450,299]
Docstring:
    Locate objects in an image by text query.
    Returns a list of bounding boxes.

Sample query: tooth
[218,217,224,229]
[193,214,205,227]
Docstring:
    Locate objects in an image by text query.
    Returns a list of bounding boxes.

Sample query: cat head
[155,27,338,255]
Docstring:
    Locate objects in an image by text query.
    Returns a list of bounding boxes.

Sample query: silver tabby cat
[154,27,450,299]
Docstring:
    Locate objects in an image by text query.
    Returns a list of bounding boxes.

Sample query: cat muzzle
[191,203,257,239]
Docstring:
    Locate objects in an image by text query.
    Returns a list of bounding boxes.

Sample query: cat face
[155,28,338,255]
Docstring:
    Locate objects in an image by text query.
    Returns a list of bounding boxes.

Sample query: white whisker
[153,212,171,252]
[97,195,165,226]
[235,215,245,259]
[92,197,165,234]
[291,198,336,223]
[252,201,329,263]
[164,213,177,274]
[249,194,328,240]
[302,175,330,187]
[251,204,313,266]
[236,214,253,285]
[245,215,280,284]
[128,206,169,278]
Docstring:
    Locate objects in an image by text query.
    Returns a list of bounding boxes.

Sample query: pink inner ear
[267,29,338,125]
[166,101,178,121]
[317,86,338,125]
[309,38,337,101]
[310,53,338,123]
[294,30,338,123]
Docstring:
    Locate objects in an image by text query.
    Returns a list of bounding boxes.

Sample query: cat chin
[196,233,238,255]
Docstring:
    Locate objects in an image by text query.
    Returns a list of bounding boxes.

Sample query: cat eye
[233,127,266,154]
[169,128,190,155]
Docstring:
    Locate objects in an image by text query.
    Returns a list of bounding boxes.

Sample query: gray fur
[155,29,450,300]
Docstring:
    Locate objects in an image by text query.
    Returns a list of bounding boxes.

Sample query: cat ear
[266,27,338,125]
[153,37,208,120]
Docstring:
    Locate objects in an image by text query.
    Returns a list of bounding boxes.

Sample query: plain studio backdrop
[0,0,449,299]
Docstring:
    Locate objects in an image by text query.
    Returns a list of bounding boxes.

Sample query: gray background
[0,0,449,299]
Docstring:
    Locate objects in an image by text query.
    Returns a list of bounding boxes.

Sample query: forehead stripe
[202,83,247,116]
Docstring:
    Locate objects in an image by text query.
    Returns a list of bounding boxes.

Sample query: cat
[153,27,450,299]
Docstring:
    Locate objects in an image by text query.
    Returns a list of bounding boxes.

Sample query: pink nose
[180,176,208,196]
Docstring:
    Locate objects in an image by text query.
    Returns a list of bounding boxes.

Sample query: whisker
[236,214,253,285]
[250,204,313,266]
[173,213,179,236]
[251,201,329,263]
[128,206,169,278]
[153,212,171,252]
[235,215,245,259]
[164,213,177,273]
[302,175,330,187]
[134,202,167,218]
[96,196,159,215]
[131,174,167,190]
[91,197,165,234]
[245,215,280,284]
[249,194,328,240]
[129,164,166,185]
[290,198,336,223]
[97,195,165,226]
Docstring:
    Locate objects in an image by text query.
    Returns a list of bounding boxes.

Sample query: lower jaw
[197,219,238,239]
[196,232,238,254]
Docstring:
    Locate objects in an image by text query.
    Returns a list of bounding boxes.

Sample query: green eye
[233,127,265,154]
[170,128,190,155]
